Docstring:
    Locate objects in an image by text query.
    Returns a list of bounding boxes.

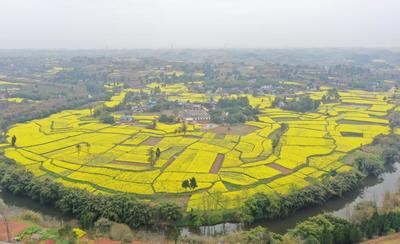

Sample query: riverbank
[362,233,400,244]
[0,162,397,242]
[0,205,164,243]
[1,133,400,242]
[182,134,400,236]
[181,162,400,237]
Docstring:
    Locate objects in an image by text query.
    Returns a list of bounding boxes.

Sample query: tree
[157,202,183,224]
[389,112,400,129]
[274,95,320,112]
[355,156,384,176]
[244,193,280,220]
[0,163,156,230]
[11,135,16,147]
[182,121,187,133]
[159,114,175,123]
[79,211,97,229]
[155,148,161,159]
[99,113,115,124]
[86,143,91,155]
[351,201,377,224]
[148,148,155,165]
[58,224,77,243]
[0,200,10,242]
[181,180,190,191]
[150,120,157,129]
[382,148,400,165]
[190,177,198,189]
[348,225,362,243]
[243,226,272,244]
[76,144,81,156]
[50,121,55,131]
[94,217,112,233]
[88,104,94,117]
[153,86,162,94]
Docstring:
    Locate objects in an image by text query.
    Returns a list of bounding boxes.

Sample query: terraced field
[2,84,397,211]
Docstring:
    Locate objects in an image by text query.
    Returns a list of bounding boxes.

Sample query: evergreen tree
[76,144,81,156]
[181,180,190,190]
[320,226,333,244]
[155,148,161,159]
[50,121,55,131]
[190,177,198,189]
[11,135,16,147]
[148,148,156,165]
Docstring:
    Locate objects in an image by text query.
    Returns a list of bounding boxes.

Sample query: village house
[179,107,210,124]
[119,115,133,123]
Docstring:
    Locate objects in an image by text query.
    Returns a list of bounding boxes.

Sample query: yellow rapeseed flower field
[3,84,396,211]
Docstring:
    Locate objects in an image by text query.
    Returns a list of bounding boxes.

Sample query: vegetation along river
[182,162,400,236]
[1,163,400,237]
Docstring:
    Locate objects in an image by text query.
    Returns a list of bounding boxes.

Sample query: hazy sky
[1,0,399,49]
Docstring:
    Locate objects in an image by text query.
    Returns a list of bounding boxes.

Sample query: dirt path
[209,153,224,174]
[111,161,150,167]
[267,163,292,175]
[161,156,176,171]
[95,238,146,244]
[362,233,400,244]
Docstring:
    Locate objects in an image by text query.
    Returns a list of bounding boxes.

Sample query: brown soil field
[267,162,292,174]
[141,136,162,146]
[0,220,30,242]
[210,153,224,174]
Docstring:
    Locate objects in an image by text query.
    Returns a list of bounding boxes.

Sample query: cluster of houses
[119,103,211,125]
[178,107,210,123]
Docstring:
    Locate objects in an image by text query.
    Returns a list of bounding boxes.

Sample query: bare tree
[0,200,10,242]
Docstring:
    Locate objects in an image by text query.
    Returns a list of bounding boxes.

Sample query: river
[1,163,400,237]
[182,163,400,236]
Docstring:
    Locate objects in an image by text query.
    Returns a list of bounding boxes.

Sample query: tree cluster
[241,135,400,225]
[210,97,259,124]
[273,95,320,113]
[289,190,400,244]
[241,171,363,223]
[159,114,176,123]
[181,177,198,190]
[321,88,340,103]
[99,113,115,124]
[0,162,182,229]
[291,214,362,244]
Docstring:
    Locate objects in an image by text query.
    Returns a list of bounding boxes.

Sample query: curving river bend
[1,163,400,237]
[183,163,400,236]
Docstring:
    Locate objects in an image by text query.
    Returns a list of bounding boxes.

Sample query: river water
[2,163,400,237]
[182,163,400,236]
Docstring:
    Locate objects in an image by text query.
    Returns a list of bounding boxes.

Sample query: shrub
[243,226,272,244]
[20,210,44,225]
[99,113,115,124]
[382,148,400,164]
[109,223,132,242]
[94,217,112,233]
[157,202,183,224]
[159,114,175,123]
[355,156,384,176]
[121,232,134,243]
